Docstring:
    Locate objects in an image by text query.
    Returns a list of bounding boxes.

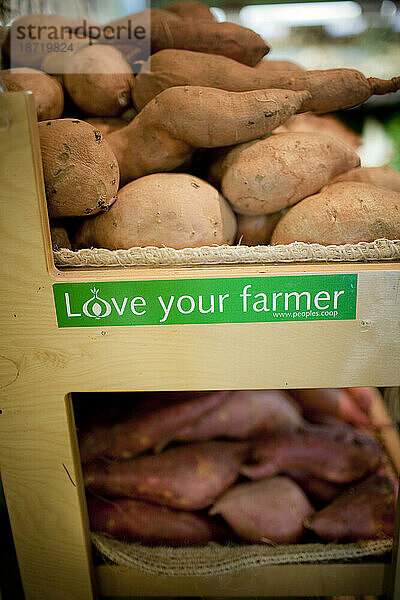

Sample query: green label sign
[53,274,357,328]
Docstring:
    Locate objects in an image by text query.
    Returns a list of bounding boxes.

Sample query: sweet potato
[79,390,229,463]
[73,173,237,250]
[107,86,311,185]
[210,476,314,543]
[156,390,304,450]
[103,10,268,66]
[164,1,216,21]
[85,118,127,138]
[304,473,397,541]
[255,59,305,72]
[270,182,400,245]
[87,496,232,546]
[331,166,400,192]
[275,113,360,149]
[236,213,283,245]
[221,133,360,215]
[1,68,64,121]
[39,118,119,218]
[290,388,375,429]
[63,45,134,117]
[285,470,345,504]
[50,221,71,250]
[241,424,382,483]
[132,50,399,111]
[83,441,250,510]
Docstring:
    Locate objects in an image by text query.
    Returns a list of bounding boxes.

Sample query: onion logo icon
[82,287,111,319]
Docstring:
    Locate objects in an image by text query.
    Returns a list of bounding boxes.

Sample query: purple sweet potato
[210,476,314,543]
[157,390,304,450]
[83,441,250,510]
[87,496,232,545]
[285,470,345,504]
[304,472,397,541]
[79,391,229,462]
[290,388,376,428]
[241,424,382,483]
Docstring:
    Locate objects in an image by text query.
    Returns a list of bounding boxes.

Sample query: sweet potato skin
[270,182,400,245]
[241,424,382,483]
[236,213,283,245]
[164,1,216,21]
[63,45,134,117]
[73,173,237,250]
[87,496,232,545]
[275,113,360,149]
[133,51,398,111]
[2,67,64,120]
[331,166,400,193]
[158,390,304,448]
[108,86,311,185]
[221,133,360,215]
[305,473,397,541]
[79,390,229,462]
[83,441,250,510]
[285,470,345,504]
[39,119,119,218]
[210,476,314,543]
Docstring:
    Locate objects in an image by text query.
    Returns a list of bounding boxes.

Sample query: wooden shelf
[0,91,399,600]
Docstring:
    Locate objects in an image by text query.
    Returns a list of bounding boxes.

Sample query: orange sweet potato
[87,496,232,545]
[304,472,397,541]
[83,441,250,510]
[241,424,382,483]
[107,86,310,185]
[331,166,400,192]
[210,476,314,543]
[270,182,400,245]
[79,390,228,462]
[156,390,304,450]
[133,50,399,111]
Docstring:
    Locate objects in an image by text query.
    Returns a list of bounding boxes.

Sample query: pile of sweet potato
[78,387,397,546]
[2,1,399,250]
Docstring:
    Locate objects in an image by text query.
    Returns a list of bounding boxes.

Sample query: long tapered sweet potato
[164,1,216,21]
[133,50,399,111]
[79,390,229,462]
[304,473,397,541]
[107,86,311,185]
[87,496,232,545]
[290,388,375,429]
[255,59,305,72]
[270,182,400,245]
[83,441,250,510]
[331,166,400,192]
[210,476,314,543]
[221,132,360,215]
[156,390,304,450]
[1,68,64,121]
[103,10,268,65]
[240,424,382,483]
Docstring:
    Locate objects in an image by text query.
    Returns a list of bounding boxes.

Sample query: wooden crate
[0,91,399,600]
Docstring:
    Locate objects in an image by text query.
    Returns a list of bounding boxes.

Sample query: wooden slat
[96,563,388,597]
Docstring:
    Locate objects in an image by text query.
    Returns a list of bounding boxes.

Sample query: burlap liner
[91,534,392,576]
[54,238,400,268]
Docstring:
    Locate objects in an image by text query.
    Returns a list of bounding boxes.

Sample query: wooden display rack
[1,91,400,600]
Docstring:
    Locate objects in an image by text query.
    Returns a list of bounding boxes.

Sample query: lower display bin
[73,387,400,598]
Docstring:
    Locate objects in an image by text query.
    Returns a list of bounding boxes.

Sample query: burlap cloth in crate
[91,535,392,575]
[54,239,400,268]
